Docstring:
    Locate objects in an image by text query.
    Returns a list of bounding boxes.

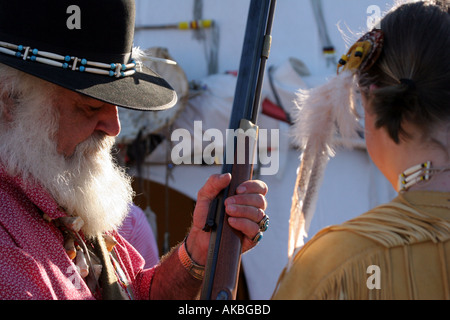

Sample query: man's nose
[94,104,121,137]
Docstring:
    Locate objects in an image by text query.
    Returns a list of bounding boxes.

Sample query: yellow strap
[178,19,213,30]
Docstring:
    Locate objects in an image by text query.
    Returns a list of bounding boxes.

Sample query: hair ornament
[337,29,384,75]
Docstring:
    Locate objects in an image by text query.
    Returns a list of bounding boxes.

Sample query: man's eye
[88,106,102,112]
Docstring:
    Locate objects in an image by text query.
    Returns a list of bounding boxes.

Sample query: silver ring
[258,215,269,232]
[252,232,263,244]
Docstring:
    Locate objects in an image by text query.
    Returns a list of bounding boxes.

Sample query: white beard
[0,77,134,238]
[49,132,135,238]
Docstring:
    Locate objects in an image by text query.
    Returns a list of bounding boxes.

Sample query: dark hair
[358,1,450,143]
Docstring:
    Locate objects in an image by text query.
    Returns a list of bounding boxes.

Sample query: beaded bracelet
[0,40,137,78]
[177,241,205,281]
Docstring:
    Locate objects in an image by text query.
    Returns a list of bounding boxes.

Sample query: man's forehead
[57,86,108,106]
[78,94,103,105]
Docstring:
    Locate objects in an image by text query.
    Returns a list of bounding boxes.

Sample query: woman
[273,1,450,299]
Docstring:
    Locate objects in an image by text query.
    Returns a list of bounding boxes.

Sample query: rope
[310,0,336,67]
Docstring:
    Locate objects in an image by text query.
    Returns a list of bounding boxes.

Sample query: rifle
[200,0,277,300]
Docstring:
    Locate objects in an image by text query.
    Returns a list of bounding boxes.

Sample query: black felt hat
[0,0,177,111]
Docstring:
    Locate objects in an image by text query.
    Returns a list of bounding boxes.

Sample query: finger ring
[251,232,263,244]
[258,215,269,232]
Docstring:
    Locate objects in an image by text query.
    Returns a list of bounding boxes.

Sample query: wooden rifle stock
[200,0,277,300]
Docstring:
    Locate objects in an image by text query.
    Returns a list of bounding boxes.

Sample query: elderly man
[0,0,268,300]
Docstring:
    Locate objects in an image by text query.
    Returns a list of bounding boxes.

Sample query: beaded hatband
[0,40,137,78]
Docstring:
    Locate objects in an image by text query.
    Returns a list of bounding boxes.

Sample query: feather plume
[290,70,361,154]
[288,70,362,267]
[131,46,177,73]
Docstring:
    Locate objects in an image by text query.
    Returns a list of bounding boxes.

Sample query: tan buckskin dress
[272,191,450,300]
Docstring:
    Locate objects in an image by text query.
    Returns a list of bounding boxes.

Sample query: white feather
[290,70,361,156]
[287,70,362,266]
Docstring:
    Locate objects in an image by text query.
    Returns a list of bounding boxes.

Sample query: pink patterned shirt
[0,166,155,300]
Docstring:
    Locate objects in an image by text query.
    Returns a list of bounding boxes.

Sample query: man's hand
[185,173,268,266]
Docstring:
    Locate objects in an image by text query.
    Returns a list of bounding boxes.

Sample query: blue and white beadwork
[0,40,137,78]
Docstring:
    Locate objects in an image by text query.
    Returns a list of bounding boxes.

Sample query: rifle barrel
[200,0,277,300]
